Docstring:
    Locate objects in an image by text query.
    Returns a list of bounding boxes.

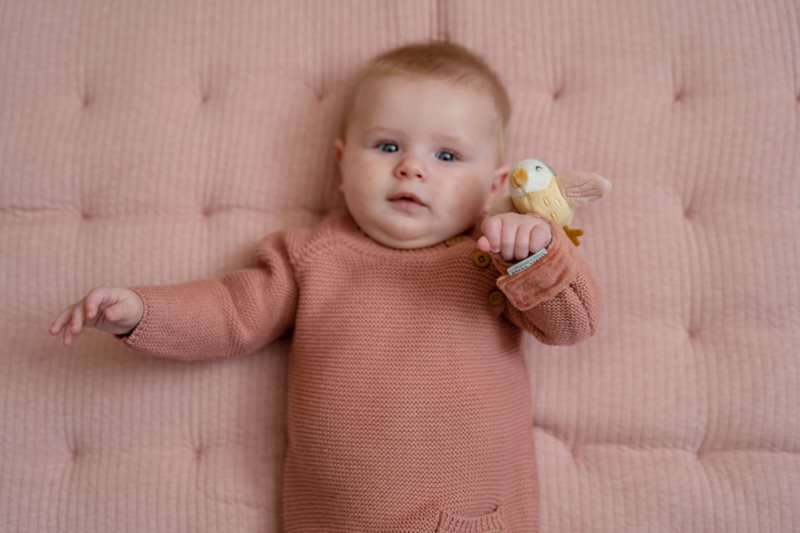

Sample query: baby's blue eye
[436,151,456,162]
[377,142,398,153]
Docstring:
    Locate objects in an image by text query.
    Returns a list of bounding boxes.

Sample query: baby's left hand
[477,212,552,262]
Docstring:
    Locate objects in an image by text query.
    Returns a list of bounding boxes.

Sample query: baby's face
[335,74,509,249]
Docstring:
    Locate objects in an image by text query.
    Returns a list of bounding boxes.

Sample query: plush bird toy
[502,158,611,247]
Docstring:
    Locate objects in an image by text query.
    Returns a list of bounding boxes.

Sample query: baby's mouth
[388,192,426,206]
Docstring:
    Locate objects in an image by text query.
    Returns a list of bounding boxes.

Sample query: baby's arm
[481,213,602,345]
[48,230,299,361]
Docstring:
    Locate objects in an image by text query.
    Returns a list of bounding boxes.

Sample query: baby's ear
[484,164,512,215]
[491,164,510,193]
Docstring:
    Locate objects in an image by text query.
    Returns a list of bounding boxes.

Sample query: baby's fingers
[513,224,531,260]
[84,288,115,321]
[61,307,86,346]
[49,306,75,335]
[500,220,518,261]
[479,216,503,252]
[529,223,552,253]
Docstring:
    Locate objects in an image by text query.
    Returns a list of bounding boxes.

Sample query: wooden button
[488,290,505,305]
[472,250,491,268]
[445,236,463,247]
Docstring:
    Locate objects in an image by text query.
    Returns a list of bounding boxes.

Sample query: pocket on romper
[435,504,506,533]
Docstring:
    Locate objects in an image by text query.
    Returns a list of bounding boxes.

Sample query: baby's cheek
[343,172,376,197]
[445,189,487,228]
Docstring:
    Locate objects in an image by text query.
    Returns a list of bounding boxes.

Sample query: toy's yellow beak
[510,167,528,189]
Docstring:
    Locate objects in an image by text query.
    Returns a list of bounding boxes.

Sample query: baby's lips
[388,191,426,205]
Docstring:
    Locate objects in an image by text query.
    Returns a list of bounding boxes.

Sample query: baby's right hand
[49,288,144,346]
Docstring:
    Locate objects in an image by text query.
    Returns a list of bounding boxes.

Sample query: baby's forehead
[357,72,493,104]
[348,74,499,127]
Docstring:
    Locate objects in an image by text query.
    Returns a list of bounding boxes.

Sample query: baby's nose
[393,157,426,180]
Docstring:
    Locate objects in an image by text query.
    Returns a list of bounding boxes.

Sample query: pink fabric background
[1,0,798,531]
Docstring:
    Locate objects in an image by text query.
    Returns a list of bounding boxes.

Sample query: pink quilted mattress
[1,0,798,531]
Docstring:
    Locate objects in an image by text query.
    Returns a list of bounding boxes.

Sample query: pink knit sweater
[115,210,602,533]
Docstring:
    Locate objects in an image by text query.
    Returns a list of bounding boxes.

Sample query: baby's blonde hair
[340,41,512,159]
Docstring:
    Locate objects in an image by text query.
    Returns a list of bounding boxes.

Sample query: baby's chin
[347,203,478,250]
[363,224,442,249]
[363,216,472,250]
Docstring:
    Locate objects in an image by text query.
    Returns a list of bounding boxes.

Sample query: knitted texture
[117,212,602,533]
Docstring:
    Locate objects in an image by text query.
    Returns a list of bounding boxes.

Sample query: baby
[49,41,601,533]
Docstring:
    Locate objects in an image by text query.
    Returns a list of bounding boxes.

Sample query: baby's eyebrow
[431,132,472,151]
[363,127,402,139]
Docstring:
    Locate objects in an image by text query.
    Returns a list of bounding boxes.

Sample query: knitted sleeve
[113,230,298,361]
[491,215,603,346]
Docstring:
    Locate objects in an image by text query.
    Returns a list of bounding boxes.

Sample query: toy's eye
[377,142,399,153]
[535,165,543,172]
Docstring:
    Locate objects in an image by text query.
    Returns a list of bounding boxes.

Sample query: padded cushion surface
[1,0,798,531]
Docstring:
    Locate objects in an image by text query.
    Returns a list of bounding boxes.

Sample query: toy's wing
[558,171,612,208]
